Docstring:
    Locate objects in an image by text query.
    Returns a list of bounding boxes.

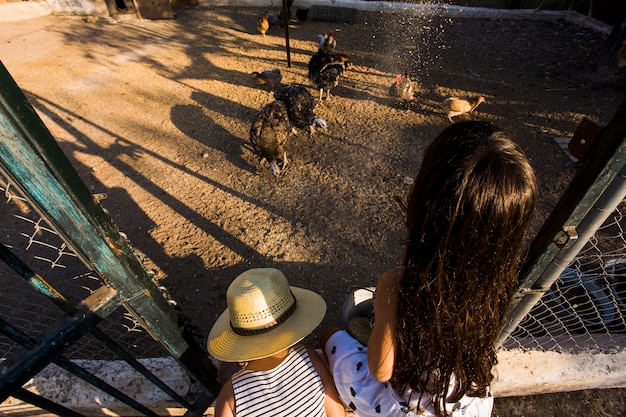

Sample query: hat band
[231,297,298,336]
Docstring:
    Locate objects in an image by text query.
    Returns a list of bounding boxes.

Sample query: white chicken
[249,101,291,176]
[252,69,282,91]
[441,96,485,122]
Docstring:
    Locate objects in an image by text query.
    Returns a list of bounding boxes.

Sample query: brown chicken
[257,13,270,36]
[441,96,485,122]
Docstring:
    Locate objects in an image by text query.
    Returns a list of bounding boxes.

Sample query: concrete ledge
[0,0,612,33]
[493,348,626,397]
[0,1,51,22]
[2,348,626,415]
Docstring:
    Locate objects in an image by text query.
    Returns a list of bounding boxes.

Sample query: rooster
[389,70,415,109]
[308,34,352,101]
[322,30,337,53]
[249,101,291,176]
[252,69,282,91]
[257,13,270,36]
[441,96,485,122]
[274,83,328,135]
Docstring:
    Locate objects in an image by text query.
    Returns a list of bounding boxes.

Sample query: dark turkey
[308,34,352,101]
[249,100,291,176]
[274,83,327,135]
[296,8,309,22]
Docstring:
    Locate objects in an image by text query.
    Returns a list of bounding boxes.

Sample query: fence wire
[503,201,626,353]
[0,172,169,362]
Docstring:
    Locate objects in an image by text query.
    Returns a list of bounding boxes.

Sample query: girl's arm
[306,344,348,417]
[367,267,401,382]
[213,380,236,417]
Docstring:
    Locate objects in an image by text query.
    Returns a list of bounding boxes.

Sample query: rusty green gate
[0,61,220,415]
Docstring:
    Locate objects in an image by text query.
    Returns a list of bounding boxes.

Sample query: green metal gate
[0,61,220,415]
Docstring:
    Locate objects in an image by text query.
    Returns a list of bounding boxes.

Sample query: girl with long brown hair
[322,121,538,417]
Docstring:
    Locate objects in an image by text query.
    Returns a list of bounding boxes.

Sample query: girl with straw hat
[207,268,347,417]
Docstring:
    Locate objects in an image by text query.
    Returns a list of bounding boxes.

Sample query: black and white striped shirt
[231,345,326,417]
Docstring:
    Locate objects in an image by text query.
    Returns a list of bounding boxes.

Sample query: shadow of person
[170,102,257,174]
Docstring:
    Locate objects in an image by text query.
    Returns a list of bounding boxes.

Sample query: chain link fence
[503,202,626,352]
[0,172,174,362]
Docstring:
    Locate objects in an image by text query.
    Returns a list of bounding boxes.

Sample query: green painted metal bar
[13,388,87,417]
[0,242,193,408]
[497,97,626,347]
[0,286,119,402]
[0,242,76,312]
[0,60,219,393]
[1,316,162,417]
[54,356,163,417]
[0,60,184,355]
[182,391,215,417]
[0,317,37,348]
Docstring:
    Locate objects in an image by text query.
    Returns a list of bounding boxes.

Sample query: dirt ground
[1,4,625,416]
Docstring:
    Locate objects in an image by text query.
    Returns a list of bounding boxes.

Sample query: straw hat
[207,268,326,362]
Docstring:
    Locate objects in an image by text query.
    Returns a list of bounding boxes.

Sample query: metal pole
[282,0,291,67]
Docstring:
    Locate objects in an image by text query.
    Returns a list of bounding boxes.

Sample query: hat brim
[207,286,326,362]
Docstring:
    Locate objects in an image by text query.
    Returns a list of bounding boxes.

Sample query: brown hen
[441,96,485,122]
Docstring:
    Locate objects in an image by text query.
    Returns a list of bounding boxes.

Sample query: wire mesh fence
[503,202,626,353]
[0,171,171,364]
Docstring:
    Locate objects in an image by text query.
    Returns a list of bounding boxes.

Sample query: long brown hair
[393,121,537,416]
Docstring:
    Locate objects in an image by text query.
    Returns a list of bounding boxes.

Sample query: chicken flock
[249,14,487,177]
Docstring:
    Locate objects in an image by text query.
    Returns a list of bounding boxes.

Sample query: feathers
[322,30,337,53]
[441,96,485,122]
[308,60,349,101]
[249,101,291,176]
